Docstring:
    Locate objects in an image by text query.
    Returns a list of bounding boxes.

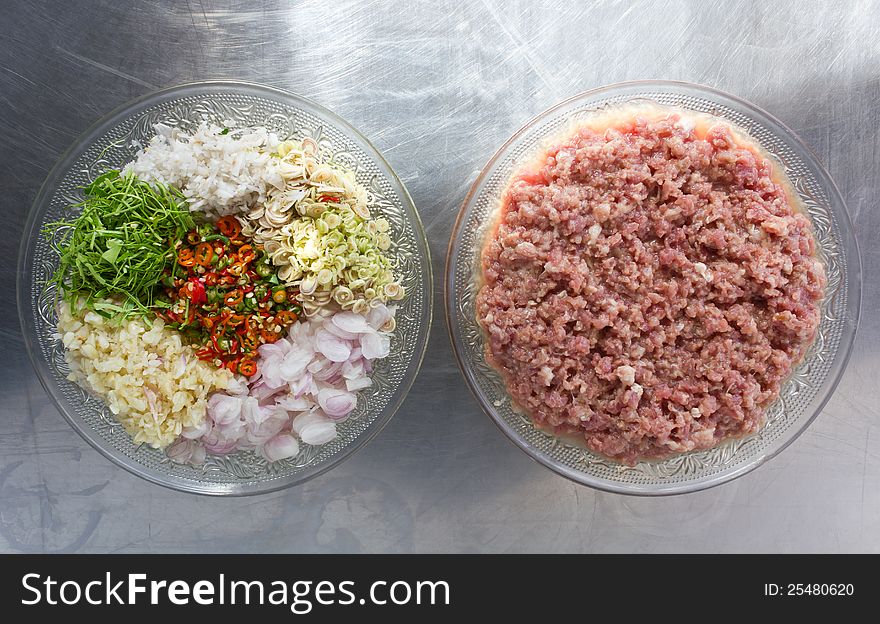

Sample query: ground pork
[476,110,825,465]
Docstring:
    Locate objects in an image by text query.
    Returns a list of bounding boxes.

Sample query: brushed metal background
[1,0,877,552]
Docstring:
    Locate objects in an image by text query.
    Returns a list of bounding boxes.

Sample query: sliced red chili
[226,313,246,327]
[194,242,214,266]
[275,310,298,326]
[234,317,251,336]
[178,279,206,306]
[226,261,246,276]
[238,359,257,377]
[237,244,256,264]
[260,329,280,343]
[226,334,240,354]
[200,315,221,331]
[216,216,242,239]
[192,279,207,305]
[224,289,243,306]
[210,329,223,353]
[155,216,311,377]
[241,329,260,351]
[177,248,195,267]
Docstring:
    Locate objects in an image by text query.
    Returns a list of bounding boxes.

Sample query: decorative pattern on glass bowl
[19,82,432,495]
[446,81,860,495]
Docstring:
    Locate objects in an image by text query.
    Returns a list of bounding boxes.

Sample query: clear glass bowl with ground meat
[447,80,861,495]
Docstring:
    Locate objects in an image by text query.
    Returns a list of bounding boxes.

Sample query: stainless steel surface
[0,0,877,552]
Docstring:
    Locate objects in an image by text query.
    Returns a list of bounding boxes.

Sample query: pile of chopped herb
[44,169,195,319]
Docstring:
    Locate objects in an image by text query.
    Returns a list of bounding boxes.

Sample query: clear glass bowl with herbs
[19,81,432,495]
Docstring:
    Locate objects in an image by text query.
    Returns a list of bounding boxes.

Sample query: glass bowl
[18,81,432,495]
[446,80,861,495]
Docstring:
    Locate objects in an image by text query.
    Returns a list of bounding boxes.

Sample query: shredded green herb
[44,169,196,319]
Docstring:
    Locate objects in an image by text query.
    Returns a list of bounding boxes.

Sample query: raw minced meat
[476,108,825,465]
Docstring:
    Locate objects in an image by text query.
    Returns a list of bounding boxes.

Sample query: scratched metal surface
[0,0,877,553]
